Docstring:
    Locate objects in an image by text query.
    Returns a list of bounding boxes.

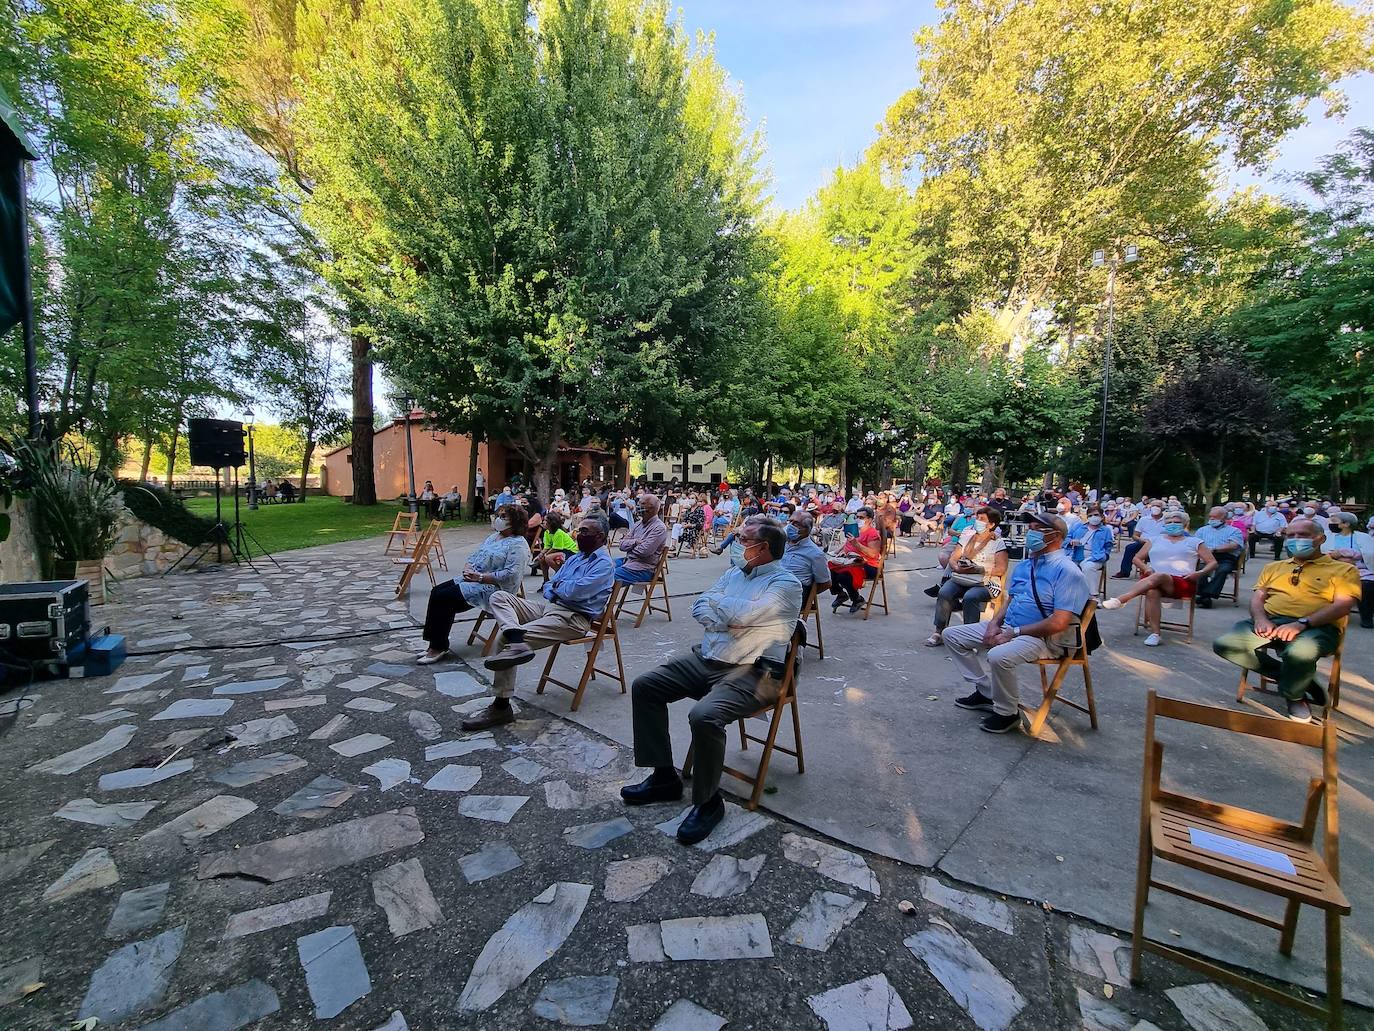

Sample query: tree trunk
[349,329,377,505]
[979,457,997,494]
[466,432,482,520]
[299,435,315,503]
[683,451,691,488]
[878,459,891,491]
[911,447,929,491]
[612,433,629,489]
[138,430,154,481]
[764,454,773,492]
[1132,465,1146,501]
[165,426,180,483]
[950,450,969,495]
[837,451,848,496]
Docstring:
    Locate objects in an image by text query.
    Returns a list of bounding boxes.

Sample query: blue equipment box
[84,634,126,677]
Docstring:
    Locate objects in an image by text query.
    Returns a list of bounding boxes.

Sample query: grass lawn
[182,495,410,554]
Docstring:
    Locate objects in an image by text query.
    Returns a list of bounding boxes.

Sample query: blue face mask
[1208,519,1223,528]
[1164,523,1186,536]
[1024,530,1046,554]
[1285,538,1315,558]
[784,523,800,541]
[1088,516,1102,526]
[729,541,746,568]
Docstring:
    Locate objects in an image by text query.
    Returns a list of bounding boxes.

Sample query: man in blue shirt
[1250,501,1287,560]
[941,512,1092,734]
[621,520,802,845]
[1068,507,1114,582]
[463,516,615,731]
[780,511,831,597]
[1194,505,1245,608]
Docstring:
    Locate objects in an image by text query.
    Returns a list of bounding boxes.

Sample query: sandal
[924,634,943,647]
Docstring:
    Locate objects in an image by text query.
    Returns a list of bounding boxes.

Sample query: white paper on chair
[671,524,683,540]
[1188,828,1296,875]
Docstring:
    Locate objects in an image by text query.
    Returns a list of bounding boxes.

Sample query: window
[652,472,663,482]
[671,464,682,474]
[692,464,703,474]
[710,473,721,484]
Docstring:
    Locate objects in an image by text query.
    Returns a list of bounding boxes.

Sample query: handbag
[949,572,986,589]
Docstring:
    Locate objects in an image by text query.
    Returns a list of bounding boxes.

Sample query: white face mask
[492,516,509,532]
[1151,507,1162,517]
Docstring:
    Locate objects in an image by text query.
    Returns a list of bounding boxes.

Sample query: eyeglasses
[1289,566,1303,587]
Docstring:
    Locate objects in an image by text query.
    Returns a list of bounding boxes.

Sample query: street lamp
[1090,242,1137,500]
[245,410,258,510]
[399,395,418,513]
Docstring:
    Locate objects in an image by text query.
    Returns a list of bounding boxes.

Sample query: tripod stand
[165,466,282,575]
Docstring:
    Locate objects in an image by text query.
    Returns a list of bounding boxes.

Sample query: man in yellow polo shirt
[1213,517,1359,721]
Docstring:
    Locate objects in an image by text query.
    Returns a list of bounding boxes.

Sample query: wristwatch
[1297,617,1311,628]
[1007,625,1021,637]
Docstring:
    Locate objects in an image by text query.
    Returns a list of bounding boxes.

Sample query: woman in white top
[925,507,1009,646]
[1326,511,1374,628]
[1099,511,1216,646]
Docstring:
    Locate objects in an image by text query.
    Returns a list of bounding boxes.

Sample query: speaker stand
[163,468,280,575]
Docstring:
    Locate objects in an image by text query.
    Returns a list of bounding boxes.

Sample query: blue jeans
[614,557,654,584]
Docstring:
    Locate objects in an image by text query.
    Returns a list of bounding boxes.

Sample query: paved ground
[0,529,1364,1030]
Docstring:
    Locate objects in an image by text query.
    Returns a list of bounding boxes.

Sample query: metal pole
[403,405,418,513]
[16,167,38,439]
[1096,256,1117,500]
[247,423,258,510]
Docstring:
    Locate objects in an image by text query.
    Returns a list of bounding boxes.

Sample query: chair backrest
[392,511,418,533]
[591,580,627,636]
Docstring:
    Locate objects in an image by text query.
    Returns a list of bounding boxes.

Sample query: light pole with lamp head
[400,394,418,514]
[246,411,258,510]
[1090,242,1137,502]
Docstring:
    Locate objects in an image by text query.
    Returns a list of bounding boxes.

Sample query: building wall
[0,498,42,583]
[641,450,728,483]
[322,417,486,500]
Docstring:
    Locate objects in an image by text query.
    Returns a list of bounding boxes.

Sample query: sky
[675,0,1374,213]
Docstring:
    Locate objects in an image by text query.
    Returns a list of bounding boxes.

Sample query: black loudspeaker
[188,418,246,468]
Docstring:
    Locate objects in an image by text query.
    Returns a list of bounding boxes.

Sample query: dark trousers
[1117,540,1144,576]
[1197,552,1240,600]
[1212,616,1340,700]
[830,564,878,605]
[934,579,993,630]
[1360,581,1374,628]
[631,648,777,805]
[422,579,471,651]
[1249,531,1283,560]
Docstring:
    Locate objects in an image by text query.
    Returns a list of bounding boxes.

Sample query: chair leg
[1082,661,1098,730]
[535,644,560,696]
[482,623,500,657]
[813,605,824,659]
[1326,909,1343,1031]
[791,693,805,775]
[569,639,599,712]
[1330,653,1342,710]
[633,584,652,629]
[1236,670,1249,704]
[611,631,627,693]
[682,742,695,779]
[1279,898,1302,955]
[1129,841,1154,984]
[738,718,748,751]
[747,702,788,810]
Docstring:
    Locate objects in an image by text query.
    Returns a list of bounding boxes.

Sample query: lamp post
[1090,243,1137,501]
[400,395,418,513]
[246,411,258,510]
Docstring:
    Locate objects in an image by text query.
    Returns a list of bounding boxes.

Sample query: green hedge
[118,481,215,546]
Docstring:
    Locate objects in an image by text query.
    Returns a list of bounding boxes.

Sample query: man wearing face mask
[780,510,831,596]
[1113,501,1165,578]
[463,516,616,730]
[1100,512,1216,646]
[1194,506,1245,608]
[614,495,667,586]
[622,519,802,844]
[1213,518,1359,720]
[1250,500,1287,560]
[1068,506,1114,582]
[941,512,1092,734]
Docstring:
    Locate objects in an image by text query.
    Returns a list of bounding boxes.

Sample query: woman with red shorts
[1099,511,1216,646]
[828,506,883,613]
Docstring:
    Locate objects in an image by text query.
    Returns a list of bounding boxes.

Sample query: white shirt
[944,500,962,517]
[1253,510,1286,534]
[1058,511,1081,533]
[1134,514,1164,539]
[1148,533,1202,575]
[578,495,595,513]
[475,471,485,488]
[845,496,863,513]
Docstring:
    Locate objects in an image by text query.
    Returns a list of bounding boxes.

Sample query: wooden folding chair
[426,520,448,572]
[1236,629,1345,710]
[884,531,897,557]
[1134,592,1195,641]
[799,583,825,660]
[535,582,628,711]
[465,580,527,656]
[384,511,419,555]
[616,547,672,629]
[1130,691,1348,1029]
[392,523,439,597]
[682,626,805,811]
[1217,552,1247,606]
[1024,600,1098,737]
[862,554,889,620]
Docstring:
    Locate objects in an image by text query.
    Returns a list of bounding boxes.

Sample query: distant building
[639,450,728,485]
[322,412,617,499]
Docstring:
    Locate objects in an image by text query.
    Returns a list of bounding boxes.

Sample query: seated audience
[1325,511,1374,629]
[926,507,1008,647]
[1194,506,1245,608]
[1068,506,1114,581]
[1250,501,1287,560]
[827,506,882,613]
[615,495,667,584]
[536,511,578,575]
[781,510,831,597]
[1100,512,1216,646]
[1112,501,1164,578]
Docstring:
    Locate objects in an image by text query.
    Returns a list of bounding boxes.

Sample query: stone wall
[107,508,194,578]
[0,497,42,583]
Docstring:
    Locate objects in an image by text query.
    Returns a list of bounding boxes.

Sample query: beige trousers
[487,592,590,698]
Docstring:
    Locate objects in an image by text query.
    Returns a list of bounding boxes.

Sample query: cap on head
[1026,512,1067,536]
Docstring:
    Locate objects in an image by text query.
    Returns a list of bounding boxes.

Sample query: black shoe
[923,584,941,598]
[1196,597,1213,609]
[831,596,845,612]
[676,793,725,845]
[620,772,684,806]
[849,601,864,613]
[954,690,995,711]
[461,702,515,732]
[980,711,1022,734]
[1362,620,1373,630]
[1304,682,1329,708]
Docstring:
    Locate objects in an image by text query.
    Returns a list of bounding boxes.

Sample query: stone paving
[0,533,1362,1029]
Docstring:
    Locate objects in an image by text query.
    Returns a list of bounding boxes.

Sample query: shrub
[118,480,215,546]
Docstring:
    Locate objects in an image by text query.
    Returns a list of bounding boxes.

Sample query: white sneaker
[416,650,450,665]
[1100,598,1123,611]
[1142,633,1162,647]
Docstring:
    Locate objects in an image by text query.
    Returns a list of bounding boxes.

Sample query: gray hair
[580,513,610,538]
[753,519,787,560]
[791,511,815,535]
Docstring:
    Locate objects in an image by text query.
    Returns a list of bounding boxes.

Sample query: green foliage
[117,480,214,546]
[183,494,403,553]
[17,440,123,560]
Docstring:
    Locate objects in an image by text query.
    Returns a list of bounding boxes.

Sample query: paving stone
[331,732,394,757]
[1067,925,1136,992]
[689,853,766,898]
[133,978,281,1031]
[371,858,445,936]
[0,956,42,1006]
[424,764,482,792]
[806,973,914,1030]
[565,816,634,850]
[264,695,327,711]
[274,775,360,818]
[180,665,211,682]
[1165,983,1268,1031]
[783,890,867,952]
[298,924,372,1019]
[138,632,192,647]
[458,794,530,823]
[98,759,195,791]
[108,671,173,693]
[436,669,487,698]
[604,857,672,902]
[380,682,426,699]
[781,832,880,895]
[111,689,173,705]
[82,707,136,723]
[0,839,54,882]
[651,999,727,1031]
[151,698,234,721]
[214,676,290,696]
[656,802,770,852]
[368,661,414,678]
[921,876,1014,935]
[338,675,387,693]
[223,891,333,940]
[138,795,258,846]
[225,714,299,748]
[210,752,308,787]
[77,925,186,1024]
[904,919,1026,1031]
[1077,987,1136,1031]
[199,808,424,882]
[371,1012,409,1031]
[406,710,442,741]
[532,975,618,1026]
[626,922,666,963]
[105,882,171,939]
[456,882,592,1012]
[27,724,137,774]
[363,757,412,791]
[345,696,398,713]
[426,734,498,760]
[151,727,211,750]
[310,713,353,740]
[44,847,119,902]
[543,780,587,809]
[28,711,62,728]
[659,914,773,961]
[55,797,160,828]
[502,756,551,784]
[533,725,618,773]
[459,841,524,883]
